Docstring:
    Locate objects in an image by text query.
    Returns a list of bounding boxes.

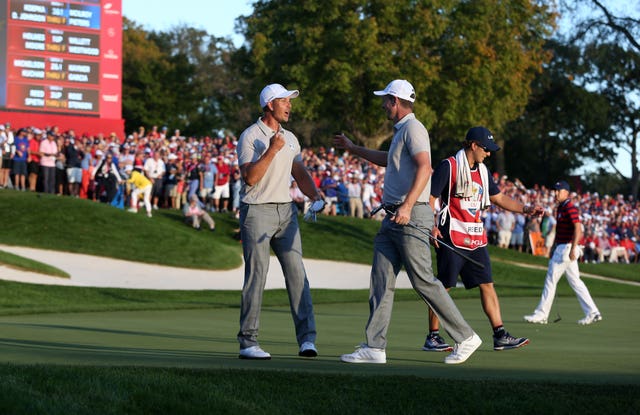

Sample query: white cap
[373,79,416,102]
[259,83,299,108]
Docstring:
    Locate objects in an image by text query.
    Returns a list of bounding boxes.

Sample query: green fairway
[2,191,639,413]
[1,297,638,384]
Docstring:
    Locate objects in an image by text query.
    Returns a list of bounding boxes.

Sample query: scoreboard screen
[0,0,122,120]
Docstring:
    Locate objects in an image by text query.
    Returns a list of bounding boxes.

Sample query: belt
[383,202,426,213]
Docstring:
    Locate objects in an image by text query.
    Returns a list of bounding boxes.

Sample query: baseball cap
[465,126,500,152]
[373,79,416,102]
[553,180,570,191]
[259,83,299,108]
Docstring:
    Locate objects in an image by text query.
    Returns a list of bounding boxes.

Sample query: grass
[1,299,639,414]
[1,190,639,414]
[0,250,70,278]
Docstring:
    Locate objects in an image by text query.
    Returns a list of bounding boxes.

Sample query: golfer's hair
[398,97,414,110]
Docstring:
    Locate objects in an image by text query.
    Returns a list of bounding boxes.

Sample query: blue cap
[553,180,570,191]
[465,126,500,152]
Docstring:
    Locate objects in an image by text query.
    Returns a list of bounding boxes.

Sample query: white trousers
[534,243,599,318]
[131,184,152,214]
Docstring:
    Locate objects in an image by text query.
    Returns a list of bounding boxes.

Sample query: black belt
[383,202,426,213]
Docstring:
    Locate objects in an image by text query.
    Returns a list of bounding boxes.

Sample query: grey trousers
[237,202,316,349]
[365,204,474,348]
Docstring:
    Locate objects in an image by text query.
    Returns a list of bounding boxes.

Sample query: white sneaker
[340,344,386,364]
[578,312,602,325]
[444,333,482,365]
[147,212,152,218]
[127,208,137,213]
[298,341,318,357]
[239,345,271,360]
[524,313,548,324]
[153,205,158,210]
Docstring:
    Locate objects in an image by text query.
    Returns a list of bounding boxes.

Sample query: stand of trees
[122,0,638,198]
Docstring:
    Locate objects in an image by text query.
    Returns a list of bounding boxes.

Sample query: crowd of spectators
[1,121,638,263]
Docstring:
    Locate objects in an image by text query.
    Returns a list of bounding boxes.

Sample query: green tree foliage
[502,40,613,187]
[122,18,199,134]
[237,0,555,155]
[561,0,640,197]
[122,20,251,137]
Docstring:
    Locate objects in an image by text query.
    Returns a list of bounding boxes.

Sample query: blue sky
[122,0,254,47]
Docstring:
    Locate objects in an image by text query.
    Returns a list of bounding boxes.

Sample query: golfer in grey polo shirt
[235,83,324,360]
[334,79,481,365]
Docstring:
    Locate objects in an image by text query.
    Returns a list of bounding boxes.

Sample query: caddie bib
[444,157,487,250]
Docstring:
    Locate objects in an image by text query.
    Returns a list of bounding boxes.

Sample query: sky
[122,0,254,47]
[121,0,633,178]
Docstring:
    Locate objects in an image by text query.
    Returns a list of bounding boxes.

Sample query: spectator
[483,206,499,246]
[118,144,135,174]
[11,128,29,191]
[213,155,230,212]
[362,177,376,217]
[321,171,338,215]
[200,154,217,211]
[230,168,242,218]
[608,234,630,263]
[185,153,202,202]
[54,135,67,195]
[346,173,364,218]
[596,232,612,263]
[144,150,166,210]
[93,152,122,203]
[581,229,599,263]
[175,173,187,210]
[127,166,153,218]
[496,209,515,249]
[289,180,306,212]
[620,235,636,263]
[510,212,526,252]
[39,132,58,194]
[27,130,41,192]
[164,154,179,209]
[184,195,216,231]
[64,136,84,197]
[0,124,14,188]
[79,144,93,199]
[541,207,557,257]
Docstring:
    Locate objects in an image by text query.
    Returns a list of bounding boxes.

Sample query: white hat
[168,153,178,160]
[259,83,299,108]
[373,79,416,102]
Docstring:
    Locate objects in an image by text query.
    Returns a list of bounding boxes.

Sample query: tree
[122,20,251,137]
[502,40,614,187]
[237,0,555,154]
[559,0,640,197]
[122,18,168,132]
[149,27,254,136]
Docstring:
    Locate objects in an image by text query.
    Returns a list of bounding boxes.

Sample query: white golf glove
[304,199,326,222]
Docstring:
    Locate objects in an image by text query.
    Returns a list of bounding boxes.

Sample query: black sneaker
[422,332,453,352]
[493,331,529,351]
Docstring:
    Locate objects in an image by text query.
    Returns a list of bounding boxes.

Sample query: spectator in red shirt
[27,130,41,192]
[580,230,598,263]
[213,155,230,212]
[608,234,629,263]
[619,235,636,263]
